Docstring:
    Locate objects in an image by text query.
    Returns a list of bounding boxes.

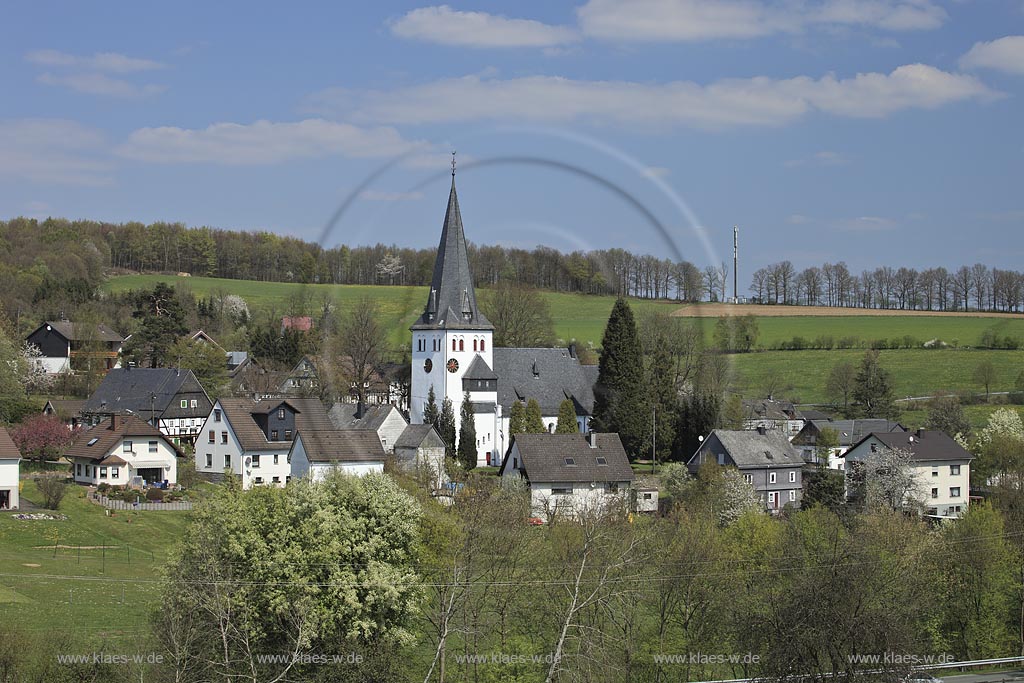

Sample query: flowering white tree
[20,343,53,394]
[976,408,1024,451]
[856,446,921,511]
[715,468,763,525]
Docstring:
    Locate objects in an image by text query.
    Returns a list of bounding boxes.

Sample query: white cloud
[25,49,165,72]
[834,215,899,231]
[0,119,113,186]
[359,190,425,201]
[576,0,946,42]
[960,36,1024,75]
[390,5,578,48]
[115,119,429,165]
[785,150,849,167]
[38,72,166,98]
[786,213,812,224]
[317,65,993,130]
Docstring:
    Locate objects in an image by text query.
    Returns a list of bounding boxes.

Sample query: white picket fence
[92,493,192,511]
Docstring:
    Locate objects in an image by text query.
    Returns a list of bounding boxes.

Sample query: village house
[195,397,334,488]
[392,424,448,491]
[328,403,408,453]
[42,399,87,429]
[687,427,805,512]
[741,398,805,436]
[25,320,124,375]
[791,419,906,470]
[0,427,22,509]
[499,432,635,520]
[82,367,213,447]
[843,429,973,518]
[289,430,386,482]
[66,415,179,487]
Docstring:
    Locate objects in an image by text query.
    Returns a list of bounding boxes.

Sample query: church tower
[410,158,497,465]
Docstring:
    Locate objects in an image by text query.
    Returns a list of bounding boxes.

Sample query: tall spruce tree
[852,350,898,419]
[593,298,646,455]
[509,400,527,434]
[457,391,477,470]
[555,399,579,434]
[438,397,457,458]
[525,398,546,433]
[423,386,439,427]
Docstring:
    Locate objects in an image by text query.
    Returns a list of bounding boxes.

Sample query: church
[410,166,598,467]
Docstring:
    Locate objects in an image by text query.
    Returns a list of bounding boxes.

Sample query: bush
[837,336,860,350]
[97,483,110,494]
[145,488,165,502]
[814,335,835,350]
[35,477,68,510]
[870,338,889,350]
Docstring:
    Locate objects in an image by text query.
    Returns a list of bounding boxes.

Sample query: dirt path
[670,303,1024,318]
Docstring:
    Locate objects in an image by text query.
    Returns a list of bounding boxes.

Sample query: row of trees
[752,260,1024,312]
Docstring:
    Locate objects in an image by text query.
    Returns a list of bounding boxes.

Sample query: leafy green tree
[423,385,439,427]
[675,390,720,460]
[926,395,971,438]
[480,282,556,347]
[525,398,545,433]
[825,360,856,414]
[168,337,229,399]
[508,400,527,435]
[457,391,477,470]
[555,399,579,433]
[802,468,846,513]
[123,282,189,368]
[438,397,456,458]
[973,359,997,400]
[647,338,678,460]
[721,393,745,430]
[815,427,840,466]
[593,298,647,455]
[851,350,898,419]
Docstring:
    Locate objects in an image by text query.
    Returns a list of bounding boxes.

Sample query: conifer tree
[852,350,898,419]
[423,386,439,427]
[509,400,527,435]
[647,341,677,460]
[555,399,579,434]
[457,391,477,470]
[525,398,546,433]
[438,397,457,458]
[593,298,646,455]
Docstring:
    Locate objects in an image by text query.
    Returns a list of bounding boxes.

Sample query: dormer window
[277,408,285,420]
[564,457,576,466]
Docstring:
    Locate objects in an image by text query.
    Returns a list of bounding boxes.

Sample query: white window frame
[789,471,796,483]
[769,472,777,484]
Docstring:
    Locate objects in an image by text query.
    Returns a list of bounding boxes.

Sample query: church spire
[412,165,492,331]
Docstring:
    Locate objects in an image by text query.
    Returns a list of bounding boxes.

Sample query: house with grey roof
[26,320,124,375]
[289,430,386,482]
[0,427,22,509]
[741,398,805,437]
[687,427,805,513]
[791,419,906,470]
[195,397,333,488]
[43,399,87,429]
[82,367,212,447]
[328,403,408,453]
[499,432,635,520]
[393,424,448,491]
[844,429,973,518]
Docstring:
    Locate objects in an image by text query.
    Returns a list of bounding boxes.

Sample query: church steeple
[412,165,492,331]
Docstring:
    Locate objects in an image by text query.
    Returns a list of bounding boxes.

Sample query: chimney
[757,425,767,436]
[587,432,597,449]
[568,343,577,359]
[356,399,365,420]
[110,414,120,430]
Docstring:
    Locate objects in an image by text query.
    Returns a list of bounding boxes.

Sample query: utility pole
[733,225,739,304]
[651,405,656,474]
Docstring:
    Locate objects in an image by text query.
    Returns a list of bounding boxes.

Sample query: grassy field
[0,479,191,642]
[898,404,1024,433]
[104,274,1024,350]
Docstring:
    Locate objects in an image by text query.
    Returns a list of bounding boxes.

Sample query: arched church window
[473,339,478,352]
[459,339,464,352]
[452,339,456,352]
[480,339,485,352]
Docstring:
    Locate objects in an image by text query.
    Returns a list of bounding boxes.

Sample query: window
[284,430,292,440]
[255,477,263,484]
[85,465,91,477]
[87,437,99,447]
[123,441,132,453]
[214,409,221,422]
[551,487,572,495]
[100,467,107,479]
[459,338,464,352]
[452,339,456,351]
[473,339,478,351]
[111,468,119,478]
[221,432,228,444]
[950,487,961,498]
[789,471,796,483]
[564,457,576,466]
[716,453,725,465]
[480,339,485,352]
[273,454,279,465]
[252,454,260,468]
[596,457,607,465]
[743,473,753,483]
[272,476,280,483]
[190,399,198,408]
[180,400,187,408]
[206,454,212,468]
[286,476,292,483]
[931,488,938,498]
[789,490,796,502]
[225,454,231,469]
[643,492,653,500]
[149,441,158,453]
[277,408,285,419]
[76,463,82,476]
[769,472,777,484]
[950,465,961,475]
[209,430,215,444]
[932,469,939,477]
[271,430,279,440]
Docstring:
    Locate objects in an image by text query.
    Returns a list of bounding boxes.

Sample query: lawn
[0,478,191,644]
[899,403,1024,434]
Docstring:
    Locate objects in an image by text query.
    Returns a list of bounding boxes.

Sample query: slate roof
[65,416,173,461]
[849,429,974,462]
[411,177,493,331]
[499,433,634,484]
[328,403,404,431]
[698,430,805,469]
[394,424,445,450]
[743,399,799,421]
[219,398,334,451]
[33,321,123,343]
[800,409,831,421]
[792,419,906,448]
[44,399,86,419]
[0,427,22,460]
[493,347,597,416]
[462,354,498,381]
[295,430,386,463]
[83,368,211,419]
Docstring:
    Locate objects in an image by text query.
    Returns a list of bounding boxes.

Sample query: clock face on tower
[423,358,432,373]
[446,358,459,373]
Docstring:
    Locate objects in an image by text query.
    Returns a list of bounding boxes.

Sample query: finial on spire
[451,150,456,177]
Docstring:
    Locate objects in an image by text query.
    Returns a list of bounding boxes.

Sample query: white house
[393,424,448,491]
[0,427,22,509]
[195,397,334,489]
[289,430,386,482]
[25,320,123,375]
[844,429,973,518]
[498,432,635,520]
[66,415,179,487]
[791,419,906,470]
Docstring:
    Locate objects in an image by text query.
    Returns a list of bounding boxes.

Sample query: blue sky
[2,1,1023,285]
